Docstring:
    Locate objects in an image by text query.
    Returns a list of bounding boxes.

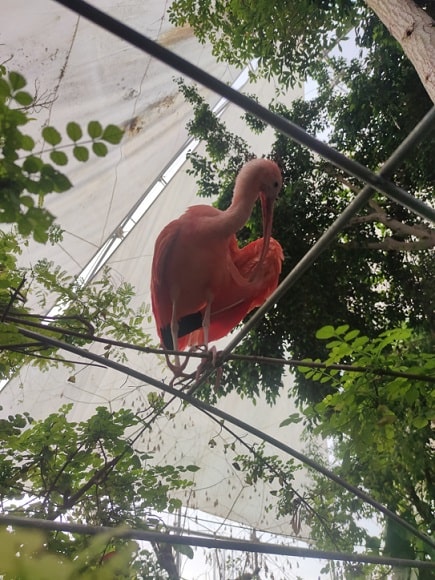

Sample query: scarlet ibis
[151,158,283,366]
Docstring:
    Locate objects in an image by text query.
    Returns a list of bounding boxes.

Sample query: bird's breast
[168,234,231,291]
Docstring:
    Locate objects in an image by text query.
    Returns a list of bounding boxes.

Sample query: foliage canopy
[170,8,435,574]
[0,66,123,243]
[0,404,198,578]
[176,19,434,406]
[170,0,364,87]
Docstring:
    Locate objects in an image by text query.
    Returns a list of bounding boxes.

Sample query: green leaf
[66,121,83,141]
[92,141,108,157]
[87,120,103,139]
[325,339,343,350]
[33,227,49,244]
[20,134,35,151]
[50,171,72,192]
[14,91,33,107]
[20,195,34,208]
[42,126,62,146]
[352,335,370,349]
[412,416,428,429]
[8,71,26,91]
[6,108,27,127]
[102,124,124,144]
[279,413,302,427]
[173,543,194,559]
[185,464,200,472]
[0,78,11,98]
[23,155,43,173]
[73,145,89,162]
[316,325,335,339]
[336,324,350,335]
[345,329,360,341]
[50,150,68,166]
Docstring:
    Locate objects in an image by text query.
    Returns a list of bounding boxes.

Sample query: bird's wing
[182,237,283,348]
[151,207,223,349]
[215,236,283,310]
[150,219,182,344]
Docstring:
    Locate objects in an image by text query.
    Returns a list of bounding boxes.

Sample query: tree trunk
[365,0,435,103]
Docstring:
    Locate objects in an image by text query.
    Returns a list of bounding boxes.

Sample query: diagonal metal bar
[222,104,435,355]
[15,327,435,552]
[53,0,435,223]
[2,514,435,570]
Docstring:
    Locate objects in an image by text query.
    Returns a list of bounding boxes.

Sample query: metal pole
[1,514,434,570]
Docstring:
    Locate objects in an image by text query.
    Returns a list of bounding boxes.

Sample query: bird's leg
[170,308,181,367]
[165,351,189,381]
[202,299,212,347]
[190,298,220,380]
[168,305,189,377]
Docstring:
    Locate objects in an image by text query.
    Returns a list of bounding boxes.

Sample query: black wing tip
[161,311,203,349]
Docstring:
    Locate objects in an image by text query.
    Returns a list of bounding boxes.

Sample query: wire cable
[16,327,435,553]
[5,313,435,383]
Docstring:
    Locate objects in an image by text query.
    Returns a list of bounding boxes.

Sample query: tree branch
[365,199,435,240]
[404,477,433,525]
[344,237,435,250]
[53,456,120,519]
[322,168,435,247]
[346,198,435,250]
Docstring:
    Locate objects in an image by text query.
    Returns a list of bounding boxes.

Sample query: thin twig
[1,276,27,322]
[1,344,106,369]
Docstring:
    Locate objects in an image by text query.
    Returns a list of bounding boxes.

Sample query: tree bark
[344,199,435,252]
[347,199,435,250]
[365,0,435,103]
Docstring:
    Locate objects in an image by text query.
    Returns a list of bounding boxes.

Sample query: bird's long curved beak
[251,193,275,279]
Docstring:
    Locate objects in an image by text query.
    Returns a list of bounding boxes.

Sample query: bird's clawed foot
[192,345,223,389]
[165,348,205,389]
[165,346,224,392]
[164,352,191,385]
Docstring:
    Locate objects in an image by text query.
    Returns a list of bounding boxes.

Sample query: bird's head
[252,159,282,269]
[233,159,282,268]
[257,159,281,239]
[238,157,282,235]
[257,159,282,201]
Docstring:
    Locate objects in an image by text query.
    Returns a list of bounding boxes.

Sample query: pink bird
[151,158,283,368]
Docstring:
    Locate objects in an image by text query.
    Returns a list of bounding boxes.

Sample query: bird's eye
[274,181,279,187]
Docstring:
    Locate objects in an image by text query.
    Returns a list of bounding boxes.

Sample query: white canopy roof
[1,0,316,539]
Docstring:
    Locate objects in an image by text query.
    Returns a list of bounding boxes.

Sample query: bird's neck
[224,176,260,235]
[224,201,254,234]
